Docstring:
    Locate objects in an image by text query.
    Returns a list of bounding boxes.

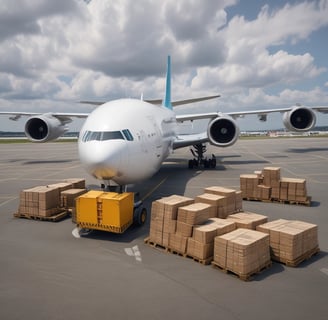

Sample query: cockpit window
[122,129,134,141]
[82,130,133,142]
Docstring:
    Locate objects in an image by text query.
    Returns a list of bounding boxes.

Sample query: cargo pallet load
[14,179,87,222]
[240,167,311,206]
[257,219,319,267]
[145,185,320,281]
[212,228,272,281]
[75,190,147,234]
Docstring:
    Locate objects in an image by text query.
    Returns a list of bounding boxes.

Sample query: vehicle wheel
[135,207,147,226]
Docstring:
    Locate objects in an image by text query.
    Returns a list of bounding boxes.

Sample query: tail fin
[163,55,172,110]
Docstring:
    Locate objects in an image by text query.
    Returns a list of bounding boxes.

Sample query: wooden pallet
[272,246,320,267]
[144,237,212,265]
[211,260,272,281]
[144,237,169,252]
[243,196,311,206]
[185,254,213,265]
[14,210,68,222]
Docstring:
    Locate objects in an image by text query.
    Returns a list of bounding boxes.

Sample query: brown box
[169,233,188,254]
[163,195,194,220]
[214,229,270,276]
[192,220,219,243]
[256,219,318,262]
[47,182,74,193]
[187,238,214,260]
[176,221,193,237]
[205,186,236,201]
[63,178,86,189]
[227,212,268,230]
[263,167,281,186]
[195,193,227,217]
[177,203,210,225]
[60,189,87,208]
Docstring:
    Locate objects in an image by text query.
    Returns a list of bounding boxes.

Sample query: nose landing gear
[188,143,216,169]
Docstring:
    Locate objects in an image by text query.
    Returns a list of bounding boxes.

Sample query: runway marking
[72,227,93,238]
[0,196,17,207]
[320,268,328,276]
[141,177,167,201]
[124,245,142,262]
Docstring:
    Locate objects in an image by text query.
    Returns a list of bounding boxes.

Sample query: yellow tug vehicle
[75,190,147,234]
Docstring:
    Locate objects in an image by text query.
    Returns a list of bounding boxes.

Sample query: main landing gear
[188,143,217,169]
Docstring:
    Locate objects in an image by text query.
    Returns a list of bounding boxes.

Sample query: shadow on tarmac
[286,147,328,153]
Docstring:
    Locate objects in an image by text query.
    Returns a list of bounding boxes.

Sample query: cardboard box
[214,229,270,276]
[193,218,236,243]
[177,203,210,225]
[256,219,318,262]
[187,238,214,260]
[169,233,188,254]
[63,178,86,189]
[176,221,193,237]
[263,167,281,186]
[195,193,227,217]
[60,189,87,208]
[227,212,268,230]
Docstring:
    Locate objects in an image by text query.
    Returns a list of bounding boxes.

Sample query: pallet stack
[213,228,271,280]
[146,186,319,279]
[16,179,86,220]
[149,195,194,247]
[170,203,211,255]
[19,186,62,217]
[240,167,310,204]
[257,219,319,266]
[187,218,236,261]
[203,186,243,216]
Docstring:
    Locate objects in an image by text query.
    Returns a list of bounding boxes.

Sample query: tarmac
[0,137,327,320]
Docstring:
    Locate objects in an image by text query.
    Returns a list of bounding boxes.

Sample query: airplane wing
[173,105,328,149]
[80,94,221,107]
[173,132,208,149]
[0,112,89,121]
[176,106,328,123]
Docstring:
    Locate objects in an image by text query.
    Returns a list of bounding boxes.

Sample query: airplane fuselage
[78,98,177,185]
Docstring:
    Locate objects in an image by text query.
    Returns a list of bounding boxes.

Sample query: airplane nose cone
[78,142,124,180]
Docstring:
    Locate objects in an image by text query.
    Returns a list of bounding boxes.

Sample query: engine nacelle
[283,106,316,132]
[207,115,240,147]
[25,114,68,142]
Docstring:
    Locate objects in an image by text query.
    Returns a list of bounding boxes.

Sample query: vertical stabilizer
[163,56,172,110]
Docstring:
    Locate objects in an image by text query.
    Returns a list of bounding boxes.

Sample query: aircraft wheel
[210,158,216,168]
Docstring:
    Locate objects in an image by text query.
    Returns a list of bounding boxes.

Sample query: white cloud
[0,0,328,131]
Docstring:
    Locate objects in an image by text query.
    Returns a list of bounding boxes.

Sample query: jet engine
[25,114,69,142]
[207,115,240,147]
[283,106,316,132]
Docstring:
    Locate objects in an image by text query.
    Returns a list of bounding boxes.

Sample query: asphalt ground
[0,138,327,320]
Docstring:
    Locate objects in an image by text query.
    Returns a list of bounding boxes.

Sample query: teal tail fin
[163,56,172,110]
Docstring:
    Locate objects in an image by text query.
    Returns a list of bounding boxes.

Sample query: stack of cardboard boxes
[227,212,268,230]
[187,218,236,261]
[240,167,310,203]
[17,179,86,218]
[213,228,271,278]
[149,195,194,248]
[147,185,319,277]
[203,186,243,216]
[257,219,319,264]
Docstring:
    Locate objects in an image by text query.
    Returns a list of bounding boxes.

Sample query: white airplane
[1,56,328,189]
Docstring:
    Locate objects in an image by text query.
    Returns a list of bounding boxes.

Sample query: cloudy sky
[0,0,328,131]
